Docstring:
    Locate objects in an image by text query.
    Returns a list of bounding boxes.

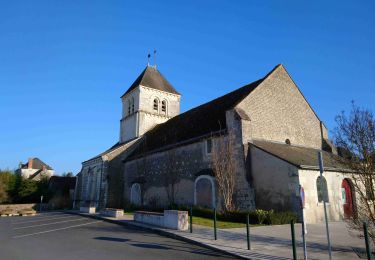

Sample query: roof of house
[21,158,53,170]
[127,65,282,158]
[121,66,180,97]
[251,140,345,171]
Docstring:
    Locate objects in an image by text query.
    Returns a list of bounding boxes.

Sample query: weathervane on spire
[153,49,157,69]
[147,50,157,68]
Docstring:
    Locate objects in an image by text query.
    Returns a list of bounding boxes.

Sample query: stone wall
[123,139,213,208]
[250,144,354,223]
[226,109,255,210]
[139,85,180,117]
[299,169,346,223]
[250,145,300,213]
[120,85,181,143]
[77,157,103,208]
[105,140,140,208]
[237,65,324,149]
[0,203,46,211]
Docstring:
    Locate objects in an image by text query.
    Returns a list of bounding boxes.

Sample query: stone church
[74,64,356,223]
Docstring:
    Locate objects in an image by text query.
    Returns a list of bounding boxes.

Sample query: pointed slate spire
[121,66,180,97]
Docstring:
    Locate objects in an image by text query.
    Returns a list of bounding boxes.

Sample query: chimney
[28,158,33,169]
[42,165,46,171]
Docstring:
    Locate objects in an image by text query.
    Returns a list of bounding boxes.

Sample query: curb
[65,211,247,259]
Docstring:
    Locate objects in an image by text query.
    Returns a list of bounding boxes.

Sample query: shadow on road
[94,237,130,242]
[92,235,234,258]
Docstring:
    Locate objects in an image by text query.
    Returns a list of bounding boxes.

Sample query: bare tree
[164,149,179,207]
[211,133,237,213]
[333,102,375,244]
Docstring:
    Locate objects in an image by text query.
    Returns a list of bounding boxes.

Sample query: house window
[153,98,159,112]
[317,176,329,203]
[161,100,167,114]
[206,139,212,154]
[131,97,135,113]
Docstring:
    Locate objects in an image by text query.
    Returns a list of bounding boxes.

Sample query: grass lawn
[124,211,260,229]
[192,216,247,229]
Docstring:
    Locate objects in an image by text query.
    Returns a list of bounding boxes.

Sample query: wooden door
[342,179,353,218]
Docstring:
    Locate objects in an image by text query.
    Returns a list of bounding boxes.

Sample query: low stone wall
[0,203,47,212]
[80,206,96,214]
[135,211,164,227]
[100,208,124,218]
[134,210,188,230]
[163,210,189,230]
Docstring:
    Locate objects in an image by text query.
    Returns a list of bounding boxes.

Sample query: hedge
[125,203,297,225]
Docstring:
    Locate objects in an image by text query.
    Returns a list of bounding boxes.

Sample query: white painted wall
[299,169,346,223]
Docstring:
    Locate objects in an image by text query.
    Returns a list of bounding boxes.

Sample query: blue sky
[0,1,374,174]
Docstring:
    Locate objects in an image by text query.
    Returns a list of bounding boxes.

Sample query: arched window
[194,175,216,208]
[161,100,167,114]
[131,97,135,113]
[317,176,329,203]
[130,183,142,206]
[153,98,159,112]
[127,100,131,115]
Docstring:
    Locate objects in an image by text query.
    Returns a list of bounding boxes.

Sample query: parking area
[0,212,233,260]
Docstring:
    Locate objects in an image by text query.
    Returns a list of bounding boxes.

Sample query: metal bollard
[246,213,251,250]
[364,222,372,260]
[291,220,297,260]
[190,207,193,233]
[214,208,217,240]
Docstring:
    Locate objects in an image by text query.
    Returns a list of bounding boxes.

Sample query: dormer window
[161,100,167,114]
[153,98,159,112]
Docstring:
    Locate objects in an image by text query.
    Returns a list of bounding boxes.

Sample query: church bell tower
[119,65,181,143]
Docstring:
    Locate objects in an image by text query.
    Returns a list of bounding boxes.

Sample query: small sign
[300,186,305,209]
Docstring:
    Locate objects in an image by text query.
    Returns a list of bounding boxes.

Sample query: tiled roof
[21,158,53,170]
[251,140,345,171]
[121,66,180,97]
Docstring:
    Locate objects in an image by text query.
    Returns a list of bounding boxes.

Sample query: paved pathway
[0,212,233,260]
[78,212,367,259]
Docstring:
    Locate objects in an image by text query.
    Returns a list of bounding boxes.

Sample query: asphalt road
[0,212,233,260]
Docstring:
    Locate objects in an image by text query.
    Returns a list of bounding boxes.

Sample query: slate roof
[121,66,180,97]
[251,140,346,171]
[21,158,53,170]
[83,138,140,163]
[127,65,282,158]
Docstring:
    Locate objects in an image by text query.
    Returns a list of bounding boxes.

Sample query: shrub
[269,211,298,225]
[178,205,297,225]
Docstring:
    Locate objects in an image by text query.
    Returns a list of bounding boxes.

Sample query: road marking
[10,213,66,223]
[14,218,87,229]
[12,215,76,225]
[13,220,102,239]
